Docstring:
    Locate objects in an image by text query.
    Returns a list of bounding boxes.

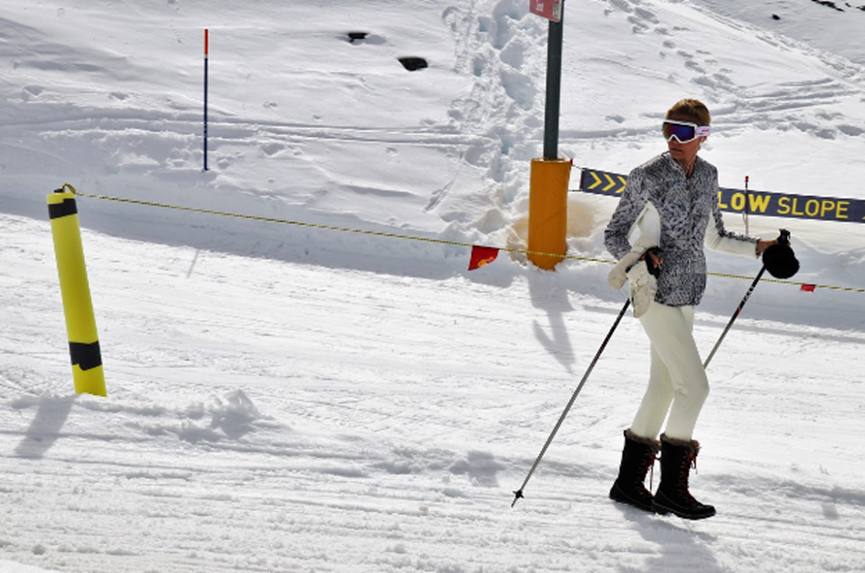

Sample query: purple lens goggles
[662,120,711,143]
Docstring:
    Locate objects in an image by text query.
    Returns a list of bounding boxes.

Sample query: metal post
[528,1,568,269]
[543,2,564,159]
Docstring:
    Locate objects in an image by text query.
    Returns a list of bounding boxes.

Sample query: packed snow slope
[1,1,865,572]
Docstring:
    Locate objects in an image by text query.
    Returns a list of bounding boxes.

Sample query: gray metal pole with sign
[527,0,569,270]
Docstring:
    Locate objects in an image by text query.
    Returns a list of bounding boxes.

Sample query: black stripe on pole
[69,341,103,371]
[48,197,78,220]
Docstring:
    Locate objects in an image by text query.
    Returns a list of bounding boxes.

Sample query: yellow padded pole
[47,185,106,397]
[528,158,570,270]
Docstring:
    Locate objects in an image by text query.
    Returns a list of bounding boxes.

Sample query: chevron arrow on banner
[602,173,617,192]
[580,168,628,195]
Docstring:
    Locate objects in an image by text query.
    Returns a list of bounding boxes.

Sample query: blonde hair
[666,98,711,126]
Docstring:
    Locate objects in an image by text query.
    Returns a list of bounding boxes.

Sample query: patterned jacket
[604,153,758,307]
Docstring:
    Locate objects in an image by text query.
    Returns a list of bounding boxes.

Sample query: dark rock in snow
[398,57,428,71]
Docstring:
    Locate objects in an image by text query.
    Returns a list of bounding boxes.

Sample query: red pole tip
[205,29,209,55]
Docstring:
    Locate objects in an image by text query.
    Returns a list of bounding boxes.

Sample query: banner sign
[530,0,562,22]
[578,167,865,224]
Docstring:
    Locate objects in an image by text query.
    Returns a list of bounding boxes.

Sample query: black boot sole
[652,497,716,520]
[609,482,654,513]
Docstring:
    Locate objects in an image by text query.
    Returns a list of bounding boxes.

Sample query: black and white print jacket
[604,153,758,307]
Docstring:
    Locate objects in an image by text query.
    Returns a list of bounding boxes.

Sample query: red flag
[468,246,499,270]
[800,284,816,292]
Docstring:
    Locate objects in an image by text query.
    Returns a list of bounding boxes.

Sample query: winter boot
[652,434,716,520]
[609,429,661,512]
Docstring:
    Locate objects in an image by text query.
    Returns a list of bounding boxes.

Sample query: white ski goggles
[662,119,711,143]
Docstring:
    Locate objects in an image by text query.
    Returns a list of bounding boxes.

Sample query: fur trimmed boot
[609,429,661,512]
[652,434,716,520]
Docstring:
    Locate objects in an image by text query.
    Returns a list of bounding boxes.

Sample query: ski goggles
[662,119,711,143]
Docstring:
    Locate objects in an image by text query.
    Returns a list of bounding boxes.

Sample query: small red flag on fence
[800,284,816,292]
[468,246,499,270]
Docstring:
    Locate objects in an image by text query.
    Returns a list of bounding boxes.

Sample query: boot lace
[644,453,660,491]
[677,453,698,502]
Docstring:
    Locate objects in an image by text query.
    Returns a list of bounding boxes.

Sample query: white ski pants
[629,302,709,441]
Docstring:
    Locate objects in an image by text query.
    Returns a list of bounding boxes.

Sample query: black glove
[762,229,799,279]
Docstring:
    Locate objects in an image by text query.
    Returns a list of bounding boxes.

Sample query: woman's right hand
[756,239,778,255]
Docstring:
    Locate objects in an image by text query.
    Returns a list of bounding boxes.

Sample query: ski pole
[512,298,631,508]
[703,228,793,369]
[702,266,765,369]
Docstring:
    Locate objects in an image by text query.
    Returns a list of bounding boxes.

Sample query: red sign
[530,0,562,22]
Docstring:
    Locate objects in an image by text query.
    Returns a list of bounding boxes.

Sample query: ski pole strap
[512,298,631,508]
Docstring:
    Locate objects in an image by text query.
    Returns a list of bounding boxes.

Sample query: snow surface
[1,0,864,572]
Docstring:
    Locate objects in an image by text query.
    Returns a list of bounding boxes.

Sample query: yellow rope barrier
[65,185,864,294]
